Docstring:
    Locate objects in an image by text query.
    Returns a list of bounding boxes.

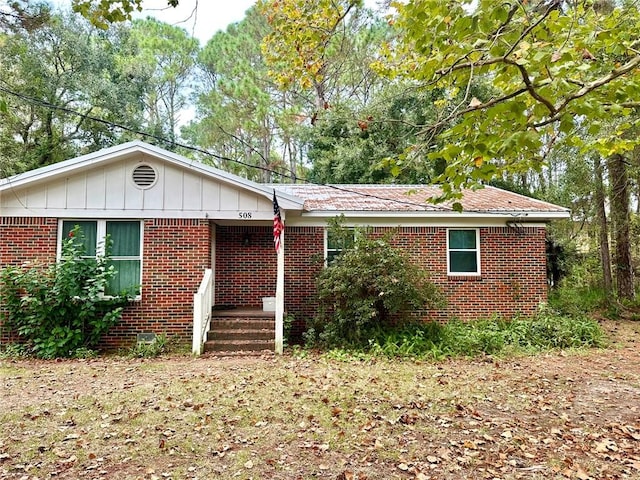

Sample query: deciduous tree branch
[532,54,640,127]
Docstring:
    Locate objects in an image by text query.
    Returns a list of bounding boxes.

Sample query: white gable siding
[86,171,106,209]
[0,153,275,220]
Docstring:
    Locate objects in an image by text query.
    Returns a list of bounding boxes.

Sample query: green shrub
[439,318,511,356]
[368,322,446,360]
[72,347,99,359]
[283,314,295,348]
[520,305,605,349]
[0,343,30,359]
[0,226,134,358]
[548,254,609,316]
[313,228,443,347]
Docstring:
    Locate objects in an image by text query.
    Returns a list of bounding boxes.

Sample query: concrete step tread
[207,339,275,345]
[211,320,274,326]
[204,339,275,353]
[205,350,275,358]
[212,318,275,322]
[209,328,275,334]
[208,332,274,341]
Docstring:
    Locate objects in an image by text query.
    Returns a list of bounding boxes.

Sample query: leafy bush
[313,228,443,347]
[439,318,510,356]
[519,305,605,349]
[368,322,446,360]
[283,314,296,348]
[548,254,609,316]
[0,226,133,358]
[0,343,30,359]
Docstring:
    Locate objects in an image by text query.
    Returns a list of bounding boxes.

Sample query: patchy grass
[0,320,639,480]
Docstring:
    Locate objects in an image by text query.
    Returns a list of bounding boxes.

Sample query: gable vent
[132,164,157,188]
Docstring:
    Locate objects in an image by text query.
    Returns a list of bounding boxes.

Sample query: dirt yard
[1,320,639,480]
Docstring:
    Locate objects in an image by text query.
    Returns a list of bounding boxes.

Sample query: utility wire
[0,84,464,212]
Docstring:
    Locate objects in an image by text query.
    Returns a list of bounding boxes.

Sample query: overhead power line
[0,85,456,212]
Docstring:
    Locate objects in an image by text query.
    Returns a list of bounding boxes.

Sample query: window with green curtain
[326,229,355,264]
[62,221,97,257]
[106,221,141,295]
[60,220,142,296]
[448,229,479,274]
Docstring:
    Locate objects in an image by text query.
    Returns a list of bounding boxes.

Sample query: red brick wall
[214,225,277,307]
[377,226,548,321]
[284,227,325,335]
[0,217,58,265]
[1,218,547,348]
[106,218,211,349]
[213,225,547,328]
[0,217,58,344]
[0,217,211,349]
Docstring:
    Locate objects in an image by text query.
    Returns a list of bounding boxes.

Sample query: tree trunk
[607,153,634,300]
[594,155,613,295]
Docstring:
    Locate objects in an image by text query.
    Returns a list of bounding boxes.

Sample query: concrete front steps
[204,308,275,356]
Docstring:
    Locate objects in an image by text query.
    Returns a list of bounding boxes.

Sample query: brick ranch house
[0,141,569,354]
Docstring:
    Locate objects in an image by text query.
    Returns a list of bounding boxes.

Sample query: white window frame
[447,228,481,276]
[324,227,356,265]
[57,219,144,299]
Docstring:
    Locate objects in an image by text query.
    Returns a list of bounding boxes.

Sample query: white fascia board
[287,216,549,228]
[139,147,304,209]
[0,142,142,190]
[297,210,570,220]
[0,207,280,220]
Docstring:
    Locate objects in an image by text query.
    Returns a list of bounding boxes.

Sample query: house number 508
[238,212,252,219]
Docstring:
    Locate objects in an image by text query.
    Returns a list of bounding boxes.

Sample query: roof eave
[299,210,571,219]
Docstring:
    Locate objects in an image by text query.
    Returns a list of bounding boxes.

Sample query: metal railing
[192,268,213,355]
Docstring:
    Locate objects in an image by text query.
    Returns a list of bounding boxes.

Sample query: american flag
[273,191,284,252]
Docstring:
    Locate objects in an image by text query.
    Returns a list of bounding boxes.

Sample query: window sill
[447,274,482,281]
[99,294,142,302]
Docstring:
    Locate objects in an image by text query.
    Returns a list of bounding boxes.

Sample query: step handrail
[192,268,213,355]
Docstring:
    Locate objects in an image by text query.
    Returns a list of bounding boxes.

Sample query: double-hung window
[60,220,142,296]
[325,228,355,264]
[447,228,480,275]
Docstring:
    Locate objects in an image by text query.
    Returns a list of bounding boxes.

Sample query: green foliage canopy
[72,0,179,28]
[259,0,363,105]
[0,11,148,175]
[374,0,640,197]
[186,7,290,181]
